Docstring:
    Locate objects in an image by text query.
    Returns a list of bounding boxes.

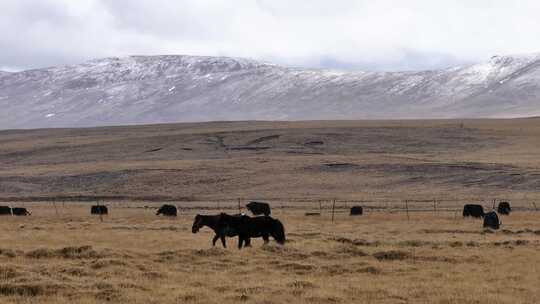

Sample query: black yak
[463,204,484,218]
[91,205,108,215]
[246,201,271,216]
[350,206,363,216]
[483,211,501,230]
[156,204,177,216]
[497,202,511,215]
[12,207,31,216]
[0,206,11,215]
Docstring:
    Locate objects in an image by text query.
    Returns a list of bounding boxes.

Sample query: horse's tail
[272,219,286,244]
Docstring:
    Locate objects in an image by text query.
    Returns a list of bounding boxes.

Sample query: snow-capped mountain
[1,54,540,129]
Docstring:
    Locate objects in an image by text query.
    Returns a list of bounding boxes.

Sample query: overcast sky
[2,0,540,72]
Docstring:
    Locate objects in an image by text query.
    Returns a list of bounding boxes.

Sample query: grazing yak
[497,202,511,215]
[0,206,11,215]
[483,211,501,230]
[91,205,108,215]
[246,201,271,216]
[156,204,177,216]
[350,206,363,216]
[12,207,31,216]
[463,204,484,218]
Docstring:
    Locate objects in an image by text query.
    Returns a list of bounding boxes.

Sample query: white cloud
[1,0,540,71]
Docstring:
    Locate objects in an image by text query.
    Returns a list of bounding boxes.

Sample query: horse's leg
[263,234,270,244]
[212,234,219,246]
[238,236,244,249]
[245,237,252,247]
[220,235,227,248]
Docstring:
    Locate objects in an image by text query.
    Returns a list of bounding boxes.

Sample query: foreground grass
[1,205,539,303]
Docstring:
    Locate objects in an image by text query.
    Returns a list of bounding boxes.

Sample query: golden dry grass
[1,203,540,304]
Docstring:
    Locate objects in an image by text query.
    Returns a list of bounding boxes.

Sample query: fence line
[5,196,540,219]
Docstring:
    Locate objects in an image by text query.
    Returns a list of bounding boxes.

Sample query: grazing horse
[218,213,286,249]
[191,214,240,248]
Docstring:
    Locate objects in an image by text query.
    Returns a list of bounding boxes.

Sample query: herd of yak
[0,200,512,248]
[462,201,511,230]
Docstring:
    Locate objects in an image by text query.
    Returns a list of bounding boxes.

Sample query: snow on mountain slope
[1,54,540,129]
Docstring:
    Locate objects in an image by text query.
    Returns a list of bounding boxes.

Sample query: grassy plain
[1,118,540,303]
[0,118,539,202]
[1,205,540,304]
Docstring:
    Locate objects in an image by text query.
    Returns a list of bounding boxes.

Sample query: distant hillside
[1,54,540,129]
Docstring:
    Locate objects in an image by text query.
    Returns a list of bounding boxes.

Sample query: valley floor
[1,118,540,202]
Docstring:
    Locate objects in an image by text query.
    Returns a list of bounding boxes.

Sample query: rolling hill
[1,54,540,129]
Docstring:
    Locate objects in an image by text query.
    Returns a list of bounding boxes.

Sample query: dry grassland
[1,119,540,303]
[1,204,540,304]
[1,118,540,201]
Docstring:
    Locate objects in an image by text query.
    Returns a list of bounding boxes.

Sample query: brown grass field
[1,118,540,303]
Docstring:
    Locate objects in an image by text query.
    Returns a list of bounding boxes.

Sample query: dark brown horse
[218,213,286,249]
[191,214,241,248]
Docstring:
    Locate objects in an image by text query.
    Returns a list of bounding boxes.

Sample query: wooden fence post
[331,199,336,223]
[97,199,103,222]
[405,200,410,222]
[238,198,241,214]
[52,200,59,217]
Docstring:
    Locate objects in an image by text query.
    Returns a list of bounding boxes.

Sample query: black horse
[218,213,286,249]
[191,214,240,248]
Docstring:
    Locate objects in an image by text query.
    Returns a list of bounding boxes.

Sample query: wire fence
[2,195,539,220]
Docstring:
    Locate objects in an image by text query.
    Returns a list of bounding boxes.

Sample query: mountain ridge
[1,53,540,129]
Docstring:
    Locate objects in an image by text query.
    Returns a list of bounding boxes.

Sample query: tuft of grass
[334,244,368,256]
[25,246,101,259]
[287,280,317,289]
[373,250,411,261]
[449,241,463,247]
[0,248,18,258]
[357,266,382,274]
[0,266,18,280]
[0,283,62,297]
[192,247,229,257]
